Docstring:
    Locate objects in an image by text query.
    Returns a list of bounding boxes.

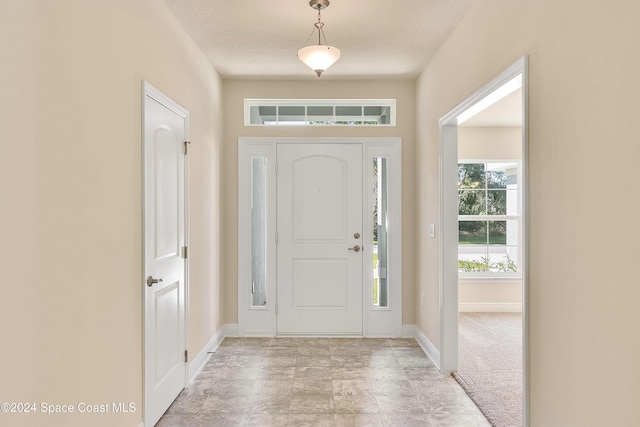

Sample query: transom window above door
[244,99,396,126]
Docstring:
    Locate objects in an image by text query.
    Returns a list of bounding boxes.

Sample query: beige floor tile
[296,356,333,367]
[375,395,425,414]
[333,395,379,414]
[240,413,289,426]
[166,395,207,414]
[331,367,369,380]
[402,366,441,381]
[200,394,250,414]
[156,413,195,427]
[262,355,297,367]
[417,393,483,417]
[368,367,408,381]
[179,379,217,396]
[290,394,334,414]
[362,355,399,367]
[332,379,374,396]
[293,379,334,395]
[192,413,244,427]
[410,378,465,397]
[335,413,384,427]
[330,355,366,368]
[295,366,332,380]
[252,380,293,396]
[248,394,292,414]
[157,338,487,426]
[287,413,336,426]
[380,413,433,427]
[298,346,331,356]
[257,366,296,380]
[370,379,415,396]
[205,380,255,396]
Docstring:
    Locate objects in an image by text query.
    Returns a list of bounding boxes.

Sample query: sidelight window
[372,157,389,307]
[251,157,267,306]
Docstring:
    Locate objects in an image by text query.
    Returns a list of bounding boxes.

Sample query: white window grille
[244,99,396,126]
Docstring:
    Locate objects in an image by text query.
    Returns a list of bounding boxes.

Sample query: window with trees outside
[458,162,521,277]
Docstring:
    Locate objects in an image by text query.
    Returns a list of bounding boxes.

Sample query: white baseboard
[223,323,238,337]
[401,324,417,338]
[458,303,522,313]
[403,324,441,370]
[365,332,399,338]
[188,325,227,383]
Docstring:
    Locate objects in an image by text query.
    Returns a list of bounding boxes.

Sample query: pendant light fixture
[298,0,341,77]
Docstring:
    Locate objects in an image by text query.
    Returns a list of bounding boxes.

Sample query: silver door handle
[147,276,163,287]
[348,245,361,253]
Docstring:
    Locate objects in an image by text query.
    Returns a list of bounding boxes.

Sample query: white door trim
[142,81,189,427]
[237,137,402,338]
[438,57,529,426]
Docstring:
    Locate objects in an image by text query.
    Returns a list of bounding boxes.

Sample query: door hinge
[184,349,189,363]
[275,233,278,245]
[251,281,255,294]
[184,140,191,155]
[275,162,278,175]
[181,246,188,259]
[275,303,278,315]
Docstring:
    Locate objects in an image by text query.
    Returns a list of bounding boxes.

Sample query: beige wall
[0,1,223,426]
[416,0,640,425]
[222,80,416,325]
[458,279,522,306]
[458,126,522,159]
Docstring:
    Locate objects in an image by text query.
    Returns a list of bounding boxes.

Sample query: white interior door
[143,85,187,427]
[277,143,363,335]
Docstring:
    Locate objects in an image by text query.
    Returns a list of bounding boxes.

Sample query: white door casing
[277,143,363,335]
[237,137,402,337]
[439,57,529,425]
[143,83,187,427]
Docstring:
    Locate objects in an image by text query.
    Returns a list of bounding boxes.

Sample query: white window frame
[244,99,396,126]
[458,159,523,279]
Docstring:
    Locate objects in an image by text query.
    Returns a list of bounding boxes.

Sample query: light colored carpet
[454,312,523,427]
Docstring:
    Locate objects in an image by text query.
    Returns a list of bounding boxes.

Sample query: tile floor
[157,338,490,427]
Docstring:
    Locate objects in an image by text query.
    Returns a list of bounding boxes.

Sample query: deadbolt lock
[353,232,360,239]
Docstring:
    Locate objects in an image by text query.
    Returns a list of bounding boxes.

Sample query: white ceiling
[161,0,476,79]
[460,88,523,127]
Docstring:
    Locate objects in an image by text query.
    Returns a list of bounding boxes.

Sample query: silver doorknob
[348,245,361,253]
[147,276,163,287]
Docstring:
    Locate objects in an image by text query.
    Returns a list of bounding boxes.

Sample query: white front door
[277,143,363,335]
[143,85,187,427]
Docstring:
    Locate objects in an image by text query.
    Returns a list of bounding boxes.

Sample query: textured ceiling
[162,0,476,79]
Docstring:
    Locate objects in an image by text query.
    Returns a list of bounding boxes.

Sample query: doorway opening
[439,57,529,426]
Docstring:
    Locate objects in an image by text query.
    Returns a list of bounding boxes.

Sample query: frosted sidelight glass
[251,157,267,307]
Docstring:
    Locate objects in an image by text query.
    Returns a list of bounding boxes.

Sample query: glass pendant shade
[298,45,341,77]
